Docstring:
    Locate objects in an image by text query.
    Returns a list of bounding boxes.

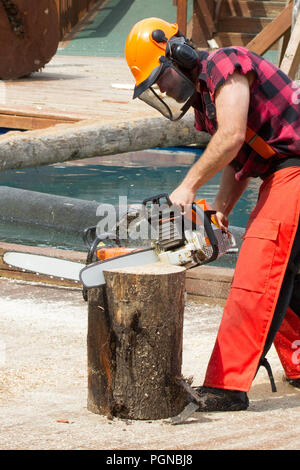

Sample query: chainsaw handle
[142,193,172,207]
[191,202,219,264]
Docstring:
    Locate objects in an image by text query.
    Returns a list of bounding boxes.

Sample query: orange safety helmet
[125,17,198,121]
[125,17,178,99]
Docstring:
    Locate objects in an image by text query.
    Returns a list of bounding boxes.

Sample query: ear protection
[166,36,199,69]
[151,29,198,70]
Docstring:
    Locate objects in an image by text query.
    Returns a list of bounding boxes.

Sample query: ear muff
[165,36,198,70]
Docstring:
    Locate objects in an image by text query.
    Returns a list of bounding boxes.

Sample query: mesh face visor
[134,58,196,121]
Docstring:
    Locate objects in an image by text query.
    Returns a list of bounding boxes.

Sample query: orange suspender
[208,90,275,159]
[245,127,276,160]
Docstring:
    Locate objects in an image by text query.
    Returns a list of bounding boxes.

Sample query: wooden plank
[277,27,292,65]
[246,1,293,55]
[58,0,108,48]
[280,11,300,78]
[177,0,188,35]
[219,0,287,19]
[292,0,300,28]
[215,31,257,46]
[218,16,271,33]
[0,56,158,130]
[215,0,223,22]
[215,31,281,48]
[0,112,78,130]
[192,0,215,46]
[277,0,292,66]
[55,0,100,39]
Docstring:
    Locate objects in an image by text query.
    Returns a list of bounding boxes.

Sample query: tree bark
[0,115,210,171]
[87,264,187,420]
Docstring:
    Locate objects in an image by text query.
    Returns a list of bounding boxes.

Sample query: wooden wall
[54,0,100,39]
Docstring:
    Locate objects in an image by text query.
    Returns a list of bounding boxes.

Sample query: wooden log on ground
[0,0,60,79]
[0,115,210,171]
[87,263,187,420]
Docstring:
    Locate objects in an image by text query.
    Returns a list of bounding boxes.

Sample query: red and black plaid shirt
[193,47,300,180]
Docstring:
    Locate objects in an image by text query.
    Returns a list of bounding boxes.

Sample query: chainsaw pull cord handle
[191,203,219,263]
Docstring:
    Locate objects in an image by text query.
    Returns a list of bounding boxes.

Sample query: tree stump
[0,0,60,79]
[87,263,188,420]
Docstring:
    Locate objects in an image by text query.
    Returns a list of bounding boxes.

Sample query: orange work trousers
[203,167,300,392]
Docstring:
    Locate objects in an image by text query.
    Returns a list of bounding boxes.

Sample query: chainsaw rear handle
[191,202,219,264]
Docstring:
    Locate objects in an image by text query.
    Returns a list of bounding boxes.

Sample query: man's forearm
[181,128,244,191]
[214,164,250,216]
[170,72,251,208]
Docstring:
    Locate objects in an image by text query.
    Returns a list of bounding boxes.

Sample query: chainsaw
[3,193,237,291]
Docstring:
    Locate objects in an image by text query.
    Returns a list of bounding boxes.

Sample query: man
[125,17,300,411]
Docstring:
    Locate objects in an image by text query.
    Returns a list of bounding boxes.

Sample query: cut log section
[87,263,188,420]
[0,0,60,79]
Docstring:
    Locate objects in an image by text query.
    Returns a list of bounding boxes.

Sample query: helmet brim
[133,62,163,99]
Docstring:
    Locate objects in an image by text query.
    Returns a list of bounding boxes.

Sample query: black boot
[286,378,300,388]
[194,386,249,412]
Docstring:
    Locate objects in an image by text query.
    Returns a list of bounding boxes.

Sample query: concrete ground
[0,278,300,451]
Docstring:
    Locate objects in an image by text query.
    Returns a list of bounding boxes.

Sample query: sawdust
[0,278,300,450]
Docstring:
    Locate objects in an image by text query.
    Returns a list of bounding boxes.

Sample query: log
[0,186,101,232]
[0,115,210,171]
[87,263,187,420]
[0,0,60,79]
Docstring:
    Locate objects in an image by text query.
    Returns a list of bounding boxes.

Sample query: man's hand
[214,211,229,232]
[169,184,196,210]
[213,165,251,228]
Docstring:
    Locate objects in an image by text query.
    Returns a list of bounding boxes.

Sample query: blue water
[0,156,259,251]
